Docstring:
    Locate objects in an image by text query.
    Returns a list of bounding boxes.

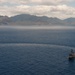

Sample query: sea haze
[0,26,75,75]
[0,25,75,30]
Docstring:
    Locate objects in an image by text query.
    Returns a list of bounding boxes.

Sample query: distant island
[0,14,75,26]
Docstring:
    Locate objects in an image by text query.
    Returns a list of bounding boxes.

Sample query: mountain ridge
[0,14,75,25]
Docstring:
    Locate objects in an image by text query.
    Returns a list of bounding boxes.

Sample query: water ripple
[0,43,75,50]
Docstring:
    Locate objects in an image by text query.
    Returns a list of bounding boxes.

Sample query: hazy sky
[0,0,75,19]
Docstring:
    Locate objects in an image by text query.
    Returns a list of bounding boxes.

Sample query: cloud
[0,0,75,19]
[29,0,72,5]
[0,4,75,19]
[0,0,74,5]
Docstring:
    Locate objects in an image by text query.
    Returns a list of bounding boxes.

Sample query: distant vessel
[69,49,75,60]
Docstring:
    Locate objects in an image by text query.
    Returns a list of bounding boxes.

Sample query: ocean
[0,26,75,75]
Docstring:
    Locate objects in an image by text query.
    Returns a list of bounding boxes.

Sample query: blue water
[0,26,75,75]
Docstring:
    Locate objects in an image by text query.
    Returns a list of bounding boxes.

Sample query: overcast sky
[0,0,75,19]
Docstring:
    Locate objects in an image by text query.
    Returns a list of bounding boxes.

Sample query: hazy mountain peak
[0,14,75,25]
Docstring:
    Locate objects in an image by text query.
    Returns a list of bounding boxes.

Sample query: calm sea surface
[0,26,75,75]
